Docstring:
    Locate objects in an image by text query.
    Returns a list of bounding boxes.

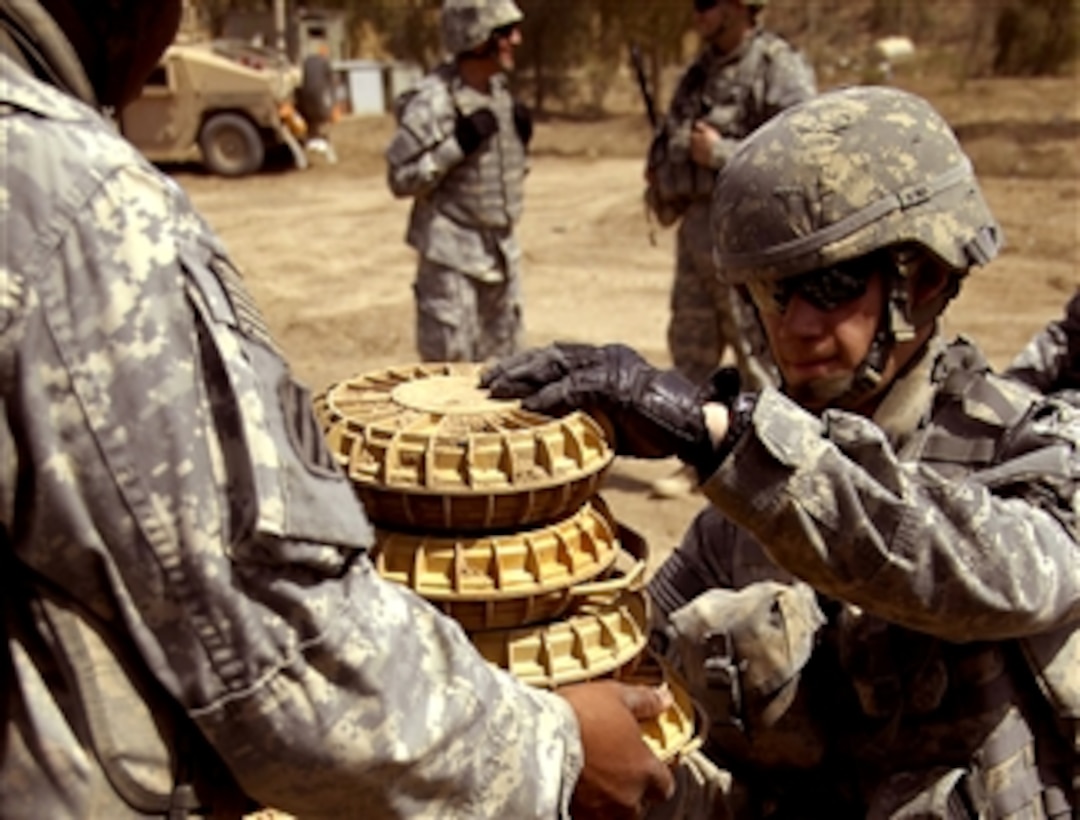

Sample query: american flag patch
[210,256,281,356]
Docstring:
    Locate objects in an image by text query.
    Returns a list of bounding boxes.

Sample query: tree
[992,0,1079,76]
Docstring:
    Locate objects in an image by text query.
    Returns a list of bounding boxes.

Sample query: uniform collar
[872,332,946,444]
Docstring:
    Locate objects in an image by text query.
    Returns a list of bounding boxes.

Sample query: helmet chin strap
[829,248,961,412]
[830,256,922,411]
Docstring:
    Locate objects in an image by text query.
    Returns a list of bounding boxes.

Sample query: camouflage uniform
[0,16,582,819]
[651,338,1080,816]
[646,87,1080,818]
[386,58,527,363]
[1006,289,1080,394]
[646,27,815,388]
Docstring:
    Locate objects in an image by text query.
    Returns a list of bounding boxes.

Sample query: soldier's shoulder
[393,64,456,124]
[0,54,93,124]
[1,57,178,258]
[754,29,805,60]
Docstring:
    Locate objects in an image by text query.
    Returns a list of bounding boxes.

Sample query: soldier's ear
[906,253,962,329]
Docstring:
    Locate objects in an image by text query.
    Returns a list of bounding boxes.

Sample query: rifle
[629,44,658,131]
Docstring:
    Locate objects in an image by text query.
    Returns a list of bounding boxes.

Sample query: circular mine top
[389,374,515,416]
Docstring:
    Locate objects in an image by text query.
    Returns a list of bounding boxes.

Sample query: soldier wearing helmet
[0,0,676,816]
[484,86,1079,817]
[386,0,534,365]
[645,0,816,499]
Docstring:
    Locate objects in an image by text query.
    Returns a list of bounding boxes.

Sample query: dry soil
[171,73,1079,573]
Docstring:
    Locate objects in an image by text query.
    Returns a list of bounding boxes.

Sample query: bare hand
[560,680,676,819]
[690,121,719,168]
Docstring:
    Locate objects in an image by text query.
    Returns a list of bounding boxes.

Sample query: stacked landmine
[314,362,701,763]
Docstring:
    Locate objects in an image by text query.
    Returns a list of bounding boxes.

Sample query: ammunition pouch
[662,581,828,770]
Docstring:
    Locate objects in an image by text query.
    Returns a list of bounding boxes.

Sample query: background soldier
[646,0,816,498]
[0,0,675,816]
[1005,288,1080,394]
[386,0,533,364]
[485,87,1078,818]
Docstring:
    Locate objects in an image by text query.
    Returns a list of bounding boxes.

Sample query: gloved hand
[482,343,714,468]
[512,100,533,148]
[454,108,498,156]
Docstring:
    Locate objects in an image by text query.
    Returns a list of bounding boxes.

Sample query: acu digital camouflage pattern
[1006,288,1080,394]
[414,256,522,361]
[647,28,815,220]
[712,86,1003,285]
[386,58,527,362]
[667,205,776,388]
[440,0,523,56]
[0,43,584,818]
[650,27,813,389]
[649,336,1080,816]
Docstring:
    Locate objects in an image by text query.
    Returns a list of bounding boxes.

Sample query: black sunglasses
[747,255,886,316]
[491,23,520,39]
[693,0,720,12]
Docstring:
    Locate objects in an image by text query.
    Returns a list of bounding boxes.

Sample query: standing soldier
[0,0,676,816]
[386,0,533,364]
[485,87,1078,818]
[646,0,816,497]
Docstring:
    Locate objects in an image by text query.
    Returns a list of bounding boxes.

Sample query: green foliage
[992,0,1079,76]
[513,0,688,114]
[193,0,1079,114]
[515,0,592,112]
[352,0,443,69]
[867,0,930,36]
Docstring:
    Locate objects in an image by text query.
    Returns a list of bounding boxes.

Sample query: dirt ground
[171,74,1079,574]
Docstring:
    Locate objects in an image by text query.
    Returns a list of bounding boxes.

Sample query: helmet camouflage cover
[441,0,524,56]
[712,86,1002,285]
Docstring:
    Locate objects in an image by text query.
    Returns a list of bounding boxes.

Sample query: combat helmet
[441,0,523,57]
[712,86,1002,403]
[712,85,1001,289]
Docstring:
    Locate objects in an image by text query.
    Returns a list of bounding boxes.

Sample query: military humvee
[121,40,331,177]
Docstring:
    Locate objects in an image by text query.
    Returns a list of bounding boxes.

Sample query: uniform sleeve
[700,387,1080,643]
[762,44,817,117]
[1005,288,1080,393]
[385,83,466,199]
[28,164,583,818]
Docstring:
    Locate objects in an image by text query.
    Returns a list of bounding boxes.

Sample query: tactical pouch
[664,582,828,769]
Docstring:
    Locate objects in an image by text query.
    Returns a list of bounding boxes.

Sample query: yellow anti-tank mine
[316,362,704,764]
[373,498,625,630]
[314,362,613,532]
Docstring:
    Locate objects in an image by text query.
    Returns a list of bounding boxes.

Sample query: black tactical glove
[513,101,533,148]
[454,108,499,156]
[482,343,718,471]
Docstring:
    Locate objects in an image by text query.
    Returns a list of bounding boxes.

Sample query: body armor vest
[431,81,525,230]
[841,340,1078,816]
[648,30,790,213]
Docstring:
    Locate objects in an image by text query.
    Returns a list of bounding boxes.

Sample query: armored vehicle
[120,40,328,177]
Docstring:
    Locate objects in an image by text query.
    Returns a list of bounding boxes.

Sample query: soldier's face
[491,23,522,72]
[752,268,888,411]
[694,0,741,42]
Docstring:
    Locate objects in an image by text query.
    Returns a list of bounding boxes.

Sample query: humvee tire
[198,112,265,177]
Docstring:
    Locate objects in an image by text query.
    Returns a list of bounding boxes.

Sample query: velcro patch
[279,377,339,476]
